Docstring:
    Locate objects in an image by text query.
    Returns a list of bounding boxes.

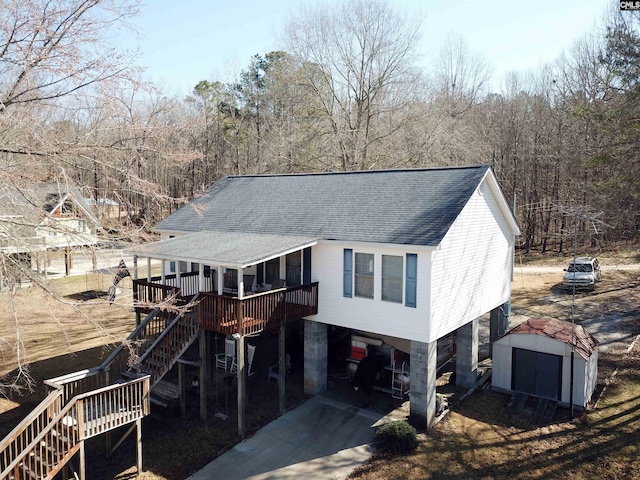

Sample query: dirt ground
[1,252,639,479]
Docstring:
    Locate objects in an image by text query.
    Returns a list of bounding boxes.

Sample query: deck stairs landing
[0,294,202,480]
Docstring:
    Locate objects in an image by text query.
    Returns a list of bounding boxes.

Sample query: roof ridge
[225,165,489,180]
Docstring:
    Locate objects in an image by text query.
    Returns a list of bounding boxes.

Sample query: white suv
[562,257,602,291]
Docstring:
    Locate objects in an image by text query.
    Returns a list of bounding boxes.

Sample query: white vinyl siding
[312,242,432,342]
[354,253,374,299]
[381,255,403,303]
[429,180,515,341]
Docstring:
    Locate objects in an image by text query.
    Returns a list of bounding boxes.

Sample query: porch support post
[278,323,286,415]
[490,302,510,356]
[200,330,208,421]
[236,334,246,438]
[409,339,437,431]
[146,257,151,281]
[176,262,181,290]
[304,320,327,395]
[133,255,138,280]
[79,440,86,480]
[238,267,244,299]
[161,262,166,284]
[456,318,479,389]
[178,361,186,418]
[217,266,223,295]
[133,255,140,326]
[136,417,143,475]
[199,265,205,292]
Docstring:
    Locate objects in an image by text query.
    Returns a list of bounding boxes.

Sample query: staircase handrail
[44,367,103,389]
[0,389,63,472]
[100,307,162,371]
[1,375,150,479]
[135,294,201,370]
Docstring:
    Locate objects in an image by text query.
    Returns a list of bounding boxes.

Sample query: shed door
[512,348,562,400]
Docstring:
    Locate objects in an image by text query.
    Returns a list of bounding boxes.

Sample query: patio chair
[230,344,256,377]
[215,338,236,371]
[270,278,286,289]
[268,353,291,383]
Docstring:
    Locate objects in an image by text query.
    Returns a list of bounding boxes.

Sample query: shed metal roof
[505,317,598,360]
[154,165,507,246]
[128,231,319,268]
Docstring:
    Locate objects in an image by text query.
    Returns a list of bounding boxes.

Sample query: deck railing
[133,280,179,310]
[138,271,214,299]
[198,282,319,335]
[0,390,63,474]
[1,376,150,480]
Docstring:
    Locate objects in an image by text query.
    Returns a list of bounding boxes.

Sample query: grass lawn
[350,340,640,480]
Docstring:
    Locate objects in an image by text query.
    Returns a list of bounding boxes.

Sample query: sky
[120,0,612,94]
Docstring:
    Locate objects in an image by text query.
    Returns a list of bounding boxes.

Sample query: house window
[265,258,280,285]
[382,255,403,303]
[286,251,301,286]
[354,253,374,299]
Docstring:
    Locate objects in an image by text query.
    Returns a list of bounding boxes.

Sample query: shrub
[374,420,419,455]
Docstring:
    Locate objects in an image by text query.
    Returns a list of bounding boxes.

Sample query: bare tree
[0,0,140,113]
[433,33,491,116]
[282,0,424,170]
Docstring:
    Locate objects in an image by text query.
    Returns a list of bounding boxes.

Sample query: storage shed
[492,318,598,408]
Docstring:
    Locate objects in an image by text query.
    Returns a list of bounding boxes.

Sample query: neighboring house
[85,197,125,221]
[128,165,521,431]
[0,182,101,276]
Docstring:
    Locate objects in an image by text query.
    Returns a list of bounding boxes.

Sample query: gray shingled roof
[129,231,318,268]
[155,166,491,246]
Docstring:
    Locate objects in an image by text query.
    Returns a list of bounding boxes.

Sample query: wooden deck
[133,280,319,336]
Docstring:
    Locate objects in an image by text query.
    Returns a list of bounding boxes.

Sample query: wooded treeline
[2,0,639,252]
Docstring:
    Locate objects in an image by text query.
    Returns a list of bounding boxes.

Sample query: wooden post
[133,255,140,326]
[236,302,245,439]
[79,441,86,480]
[136,418,143,475]
[105,367,112,455]
[178,361,186,418]
[200,331,208,421]
[146,258,151,281]
[279,323,286,416]
[217,266,224,295]
[64,247,71,276]
[199,264,205,292]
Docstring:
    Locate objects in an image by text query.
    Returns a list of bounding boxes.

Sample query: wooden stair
[0,295,202,479]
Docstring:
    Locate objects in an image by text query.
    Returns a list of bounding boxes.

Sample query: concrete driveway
[188,395,391,480]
